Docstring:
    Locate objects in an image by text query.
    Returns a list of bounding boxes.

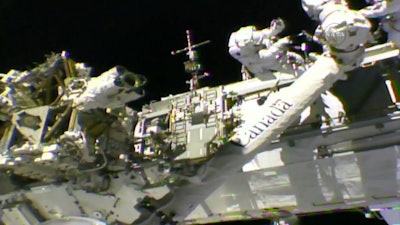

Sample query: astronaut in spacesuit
[360,0,400,47]
[302,0,372,71]
[228,18,306,81]
[299,0,372,126]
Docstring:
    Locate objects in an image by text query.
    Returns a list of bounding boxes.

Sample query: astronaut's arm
[360,1,400,18]
[313,26,323,42]
[260,28,275,39]
[259,36,290,60]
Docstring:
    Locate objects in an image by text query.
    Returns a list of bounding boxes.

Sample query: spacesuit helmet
[269,18,285,36]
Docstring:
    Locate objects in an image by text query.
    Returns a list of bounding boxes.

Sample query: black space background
[0,0,391,224]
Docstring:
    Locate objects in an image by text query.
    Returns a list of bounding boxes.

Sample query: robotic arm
[230,1,372,146]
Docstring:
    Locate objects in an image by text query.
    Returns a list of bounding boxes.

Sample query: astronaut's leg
[254,70,277,81]
[382,18,400,48]
[282,51,306,77]
[299,106,312,125]
[387,25,400,48]
[320,91,346,127]
[299,91,346,128]
[299,99,325,128]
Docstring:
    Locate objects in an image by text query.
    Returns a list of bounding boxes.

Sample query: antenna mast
[171,30,210,91]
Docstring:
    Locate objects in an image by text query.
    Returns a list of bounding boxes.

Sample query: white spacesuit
[360,0,400,47]
[228,18,305,81]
